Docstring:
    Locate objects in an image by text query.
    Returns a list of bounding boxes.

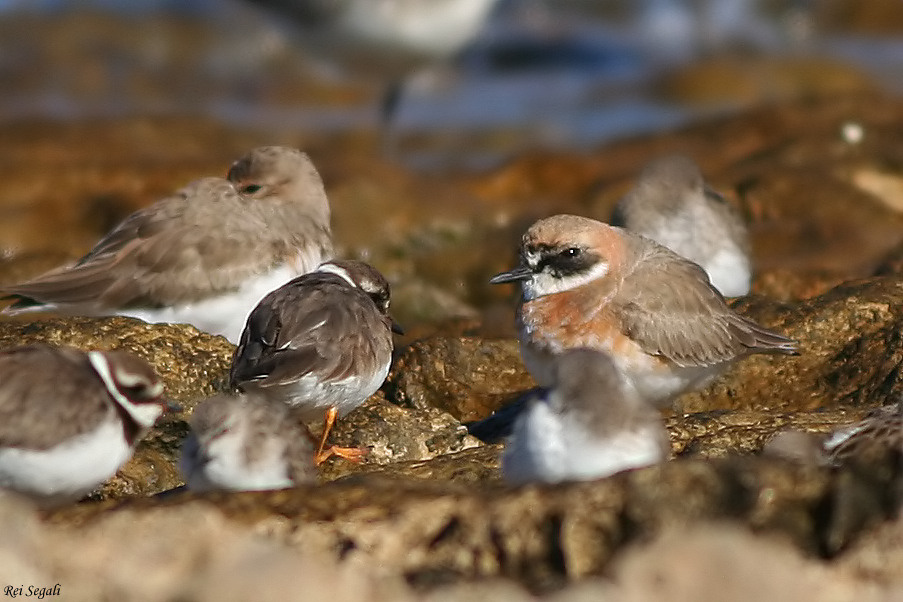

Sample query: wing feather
[230,274,392,389]
[613,243,796,367]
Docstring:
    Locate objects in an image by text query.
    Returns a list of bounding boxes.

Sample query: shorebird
[611,153,752,297]
[502,348,669,484]
[490,214,797,407]
[230,259,398,464]
[0,344,170,506]
[181,392,317,491]
[2,146,333,343]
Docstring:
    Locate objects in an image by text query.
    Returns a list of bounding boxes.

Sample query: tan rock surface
[2,89,903,597]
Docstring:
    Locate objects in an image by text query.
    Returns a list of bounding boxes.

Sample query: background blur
[0,0,902,171]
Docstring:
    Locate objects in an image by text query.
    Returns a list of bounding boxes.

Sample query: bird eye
[241,184,263,195]
[563,247,581,258]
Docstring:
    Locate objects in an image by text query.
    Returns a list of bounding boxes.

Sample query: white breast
[0,418,132,505]
[560,416,667,481]
[702,247,751,298]
[266,358,393,422]
[502,399,568,485]
[502,400,666,484]
[119,265,300,344]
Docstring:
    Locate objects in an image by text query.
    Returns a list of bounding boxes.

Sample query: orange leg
[313,406,367,466]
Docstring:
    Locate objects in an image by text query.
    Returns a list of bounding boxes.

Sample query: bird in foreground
[611,153,752,297]
[490,214,797,407]
[502,348,669,485]
[180,392,316,492]
[2,146,334,343]
[764,403,903,467]
[229,259,398,465]
[0,345,171,506]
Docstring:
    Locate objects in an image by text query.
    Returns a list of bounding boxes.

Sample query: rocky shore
[1,91,903,599]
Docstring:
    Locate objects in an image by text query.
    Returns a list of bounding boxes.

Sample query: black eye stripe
[537,247,595,276]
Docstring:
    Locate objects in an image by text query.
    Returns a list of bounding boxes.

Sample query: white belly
[502,398,568,485]
[0,419,132,505]
[119,265,300,344]
[259,359,392,423]
[702,247,751,298]
[502,400,666,484]
[622,363,720,408]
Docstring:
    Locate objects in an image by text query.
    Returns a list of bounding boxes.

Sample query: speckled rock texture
[2,86,903,599]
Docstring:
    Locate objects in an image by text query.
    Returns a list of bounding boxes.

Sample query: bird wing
[4,178,287,309]
[611,246,796,368]
[0,347,110,449]
[229,275,390,389]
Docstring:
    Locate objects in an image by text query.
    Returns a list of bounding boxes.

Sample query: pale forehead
[229,146,312,179]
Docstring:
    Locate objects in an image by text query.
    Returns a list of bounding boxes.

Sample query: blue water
[1,0,901,170]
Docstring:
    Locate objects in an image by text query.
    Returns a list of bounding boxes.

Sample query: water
[0,0,901,170]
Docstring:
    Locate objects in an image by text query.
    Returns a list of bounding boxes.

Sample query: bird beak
[163,401,182,414]
[489,266,532,284]
[391,319,405,335]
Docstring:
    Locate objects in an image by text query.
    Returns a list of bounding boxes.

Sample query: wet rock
[319,393,484,481]
[388,336,534,422]
[50,453,901,591]
[658,57,876,108]
[678,276,903,414]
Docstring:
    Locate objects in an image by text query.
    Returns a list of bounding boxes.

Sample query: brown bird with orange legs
[229,259,399,465]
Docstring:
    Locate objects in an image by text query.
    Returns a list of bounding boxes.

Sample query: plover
[611,154,752,297]
[0,344,170,506]
[502,348,670,484]
[229,259,398,464]
[2,146,333,343]
[765,403,903,467]
[490,214,796,407]
[180,392,317,491]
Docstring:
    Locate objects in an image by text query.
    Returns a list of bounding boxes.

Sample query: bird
[611,153,752,297]
[502,348,669,485]
[490,214,797,407]
[229,259,398,465]
[0,344,171,506]
[180,392,317,492]
[247,0,501,75]
[1,146,334,344]
[245,0,501,141]
[764,403,903,467]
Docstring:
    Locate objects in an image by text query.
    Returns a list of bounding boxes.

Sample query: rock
[0,494,413,602]
[593,525,894,602]
[332,446,502,485]
[319,393,484,481]
[49,453,901,591]
[669,408,869,457]
[388,336,534,422]
[678,276,903,414]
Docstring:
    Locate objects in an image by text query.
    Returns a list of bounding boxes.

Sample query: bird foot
[315,445,368,466]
